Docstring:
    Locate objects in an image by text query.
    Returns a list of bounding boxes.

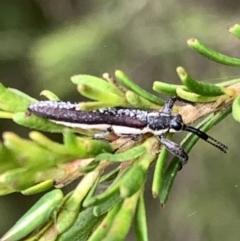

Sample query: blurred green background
[0,0,240,240]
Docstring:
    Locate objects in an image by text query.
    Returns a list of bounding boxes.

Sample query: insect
[28,97,228,167]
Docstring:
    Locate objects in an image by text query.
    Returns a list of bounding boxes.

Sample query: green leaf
[232,95,240,122]
[125,90,160,109]
[87,202,122,241]
[21,180,54,195]
[153,81,185,96]
[229,24,240,39]
[176,87,219,102]
[29,131,70,155]
[119,164,147,198]
[0,111,13,119]
[0,83,34,112]
[55,171,100,235]
[93,191,122,216]
[58,207,101,241]
[71,75,123,96]
[119,137,159,198]
[177,67,234,97]
[40,90,60,100]
[77,83,126,106]
[2,132,58,168]
[95,145,146,162]
[0,144,19,174]
[102,191,140,241]
[152,145,169,198]
[83,186,120,208]
[134,190,148,241]
[99,167,120,183]
[115,70,164,105]
[8,88,37,103]
[13,112,65,133]
[83,169,128,207]
[1,189,63,241]
[187,38,240,66]
[158,158,179,206]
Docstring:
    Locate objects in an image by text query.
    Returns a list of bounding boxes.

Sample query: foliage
[1,24,240,241]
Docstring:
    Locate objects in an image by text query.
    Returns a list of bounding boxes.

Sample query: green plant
[1,24,240,241]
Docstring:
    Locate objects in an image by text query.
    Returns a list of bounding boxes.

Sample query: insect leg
[158,135,188,169]
[113,135,141,153]
[161,96,194,114]
[94,131,112,140]
[161,97,177,114]
[93,127,115,140]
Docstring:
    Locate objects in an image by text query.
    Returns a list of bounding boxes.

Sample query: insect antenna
[183,125,228,153]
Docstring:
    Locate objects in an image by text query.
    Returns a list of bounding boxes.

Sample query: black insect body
[28,97,228,167]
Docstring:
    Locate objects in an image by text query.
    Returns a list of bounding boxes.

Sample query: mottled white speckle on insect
[98,108,105,113]
[29,101,82,112]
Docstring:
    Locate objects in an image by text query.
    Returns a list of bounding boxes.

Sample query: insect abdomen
[28,101,148,129]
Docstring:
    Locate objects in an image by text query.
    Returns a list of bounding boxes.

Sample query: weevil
[28,97,228,167]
